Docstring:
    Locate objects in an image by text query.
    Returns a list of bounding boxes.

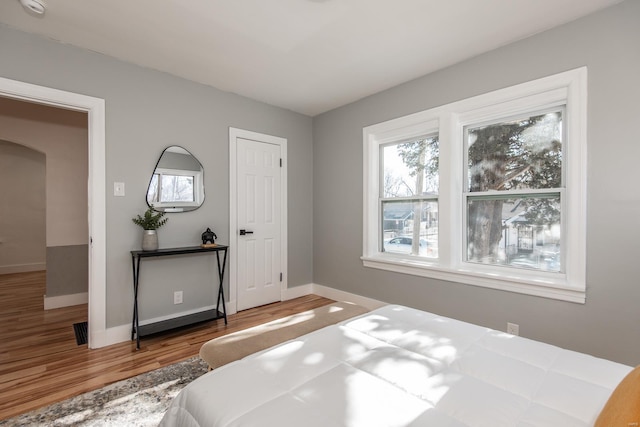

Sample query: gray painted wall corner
[312,0,640,366]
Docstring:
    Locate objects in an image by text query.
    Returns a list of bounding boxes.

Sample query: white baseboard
[91,306,225,349]
[282,283,313,301]
[0,263,46,275]
[44,292,88,310]
[311,284,386,310]
[90,323,131,349]
[92,284,386,348]
[138,305,217,326]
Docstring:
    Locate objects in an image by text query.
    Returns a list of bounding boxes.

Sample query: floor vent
[73,321,88,346]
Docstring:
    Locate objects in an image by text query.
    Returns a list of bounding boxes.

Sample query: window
[363,68,586,303]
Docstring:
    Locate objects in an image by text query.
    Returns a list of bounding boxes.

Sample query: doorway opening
[0,76,106,348]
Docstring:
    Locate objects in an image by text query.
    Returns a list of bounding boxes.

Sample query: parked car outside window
[384,237,429,255]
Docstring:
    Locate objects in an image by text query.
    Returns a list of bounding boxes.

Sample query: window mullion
[363,130,381,257]
[437,113,458,268]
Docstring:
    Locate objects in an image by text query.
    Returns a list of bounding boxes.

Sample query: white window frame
[363,68,587,303]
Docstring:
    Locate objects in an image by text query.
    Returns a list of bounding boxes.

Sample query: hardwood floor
[0,271,334,420]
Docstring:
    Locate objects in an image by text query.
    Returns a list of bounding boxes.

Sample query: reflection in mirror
[147,146,205,212]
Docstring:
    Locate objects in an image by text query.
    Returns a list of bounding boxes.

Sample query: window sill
[361,255,585,304]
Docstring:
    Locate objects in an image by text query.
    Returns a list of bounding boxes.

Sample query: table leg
[131,254,136,340]
[132,255,142,349]
[216,249,228,324]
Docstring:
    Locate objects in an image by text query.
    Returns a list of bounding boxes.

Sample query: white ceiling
[0,0,622,116]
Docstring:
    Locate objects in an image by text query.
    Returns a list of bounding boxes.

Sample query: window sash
[463,192,563,272]
[380,198,439,258]
[462,106,565,193]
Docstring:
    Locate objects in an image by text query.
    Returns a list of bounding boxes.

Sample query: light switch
[114,182,125,197]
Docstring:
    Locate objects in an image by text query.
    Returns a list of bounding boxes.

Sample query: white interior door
[234,134,284,311]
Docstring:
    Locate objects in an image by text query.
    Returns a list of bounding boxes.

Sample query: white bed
[160,304,633,427]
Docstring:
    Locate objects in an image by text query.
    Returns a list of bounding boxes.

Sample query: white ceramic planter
[141,229,159,251]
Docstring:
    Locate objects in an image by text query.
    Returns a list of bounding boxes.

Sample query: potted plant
[132,206,168,251]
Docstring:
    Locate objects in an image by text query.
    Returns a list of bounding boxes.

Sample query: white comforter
[160,305,631,427]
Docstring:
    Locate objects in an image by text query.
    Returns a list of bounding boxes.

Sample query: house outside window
[362,68,587,303]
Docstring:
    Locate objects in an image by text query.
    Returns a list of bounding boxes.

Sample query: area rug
[0,357,209,427]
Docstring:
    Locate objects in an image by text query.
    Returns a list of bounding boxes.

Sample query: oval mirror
[146,146,205,212]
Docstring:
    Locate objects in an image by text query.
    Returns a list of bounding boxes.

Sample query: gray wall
[313,0,640,366]
[0,140,45,272]
[0,23,314,328]
[46,245,88,296]
[157,151,201,171]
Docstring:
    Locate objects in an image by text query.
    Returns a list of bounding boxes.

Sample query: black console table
[130,245,228,349]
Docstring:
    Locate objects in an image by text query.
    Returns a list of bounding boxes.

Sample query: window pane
[382,200,438,257]
[147,174,159,203]
[466,111,562,192]
[160,175,195,202]
[466,196,561,272]
[382,136,439,198]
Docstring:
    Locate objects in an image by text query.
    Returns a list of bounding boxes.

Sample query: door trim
[0,76,106,348]
[229,127,287,313]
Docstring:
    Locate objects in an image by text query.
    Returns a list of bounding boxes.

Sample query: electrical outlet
[507,322,519,336]
[173,291,183,304]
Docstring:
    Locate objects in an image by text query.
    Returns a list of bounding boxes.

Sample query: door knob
[239,229,254,236]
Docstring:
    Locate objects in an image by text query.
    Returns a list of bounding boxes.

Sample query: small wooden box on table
[130,245,228,349]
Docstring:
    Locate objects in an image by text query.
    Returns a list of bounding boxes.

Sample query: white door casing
[229,128,287,312]
[0,76,106,348]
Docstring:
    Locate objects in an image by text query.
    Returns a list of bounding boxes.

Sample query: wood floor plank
[0,272,335,420]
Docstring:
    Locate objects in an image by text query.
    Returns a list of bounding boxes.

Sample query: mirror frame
[146,145,205,212]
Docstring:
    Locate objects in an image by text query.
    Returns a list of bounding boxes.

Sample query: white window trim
[363,68,587,303]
